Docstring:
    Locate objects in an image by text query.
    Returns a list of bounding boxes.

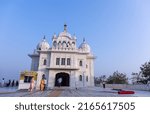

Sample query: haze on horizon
[0,0,150,80]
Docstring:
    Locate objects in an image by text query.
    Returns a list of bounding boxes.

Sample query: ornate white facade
[29,25,95,89]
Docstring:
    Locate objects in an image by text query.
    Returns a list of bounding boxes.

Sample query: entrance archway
[55,72,70,86]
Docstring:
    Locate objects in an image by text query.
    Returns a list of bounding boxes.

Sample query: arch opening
[55,72,70,87]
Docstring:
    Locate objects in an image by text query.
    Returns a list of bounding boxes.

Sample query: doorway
[55,72,70,86]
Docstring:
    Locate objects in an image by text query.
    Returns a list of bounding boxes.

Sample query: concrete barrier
[96,84,150,91]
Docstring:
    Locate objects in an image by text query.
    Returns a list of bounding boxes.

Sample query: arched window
[58,41,61,48]
[53,41,57,48]
[79,75,82,81]
[79,60,82,66]
[62,41,66,48]
[43,59,47,65]
[72,42,75,48]
[67,42,70,48]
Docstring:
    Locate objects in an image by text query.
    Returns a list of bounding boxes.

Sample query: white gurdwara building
[28,25,95,89]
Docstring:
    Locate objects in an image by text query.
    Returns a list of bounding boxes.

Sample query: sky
[0,0,150,80]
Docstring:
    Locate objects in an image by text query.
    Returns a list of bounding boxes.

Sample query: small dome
[59,31,72,38]
[52,33,57,39]
[79,39,91,53]
[72,34,77,39]
[37,36,50,50]
[58,24,72,38]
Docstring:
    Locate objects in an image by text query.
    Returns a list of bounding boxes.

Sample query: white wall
[98,84,150,91]
[18,80,37,90]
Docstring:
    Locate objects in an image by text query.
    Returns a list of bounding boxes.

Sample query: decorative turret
[79,38,91,53]
[36,36,50,51]
[52,24,77,50]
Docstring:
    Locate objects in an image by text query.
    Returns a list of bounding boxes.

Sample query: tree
[106,71,128,84]
[135,61,150,84]
[94,75,106,85]
[140,61,150,79]
[131,72,141,84]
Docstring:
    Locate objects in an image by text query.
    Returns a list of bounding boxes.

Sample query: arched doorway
[55,72,70,86]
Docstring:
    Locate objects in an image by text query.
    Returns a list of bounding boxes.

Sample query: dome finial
[83,37,85,42]
[64,23,67,32]
[37,36,50,50]
[43,35,46,39]
[53,33,57,39]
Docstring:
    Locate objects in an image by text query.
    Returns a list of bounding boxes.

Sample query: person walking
[6,80,11,87]
[57,77,62,87]
[28,77,35,92]
[40,77,45,91]
[102,81,106,89]
[16,80,19,86]
[12,80,15,87]
[44,78,47,90]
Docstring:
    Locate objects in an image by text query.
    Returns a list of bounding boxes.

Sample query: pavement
[0,87,150,97]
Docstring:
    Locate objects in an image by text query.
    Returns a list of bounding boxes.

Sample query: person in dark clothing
[12,80,15,87]
[102,81,106,89]
[16,80,19,86]
[6,80,11,87]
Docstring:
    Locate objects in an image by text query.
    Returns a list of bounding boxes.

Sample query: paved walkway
[0,87,150,97]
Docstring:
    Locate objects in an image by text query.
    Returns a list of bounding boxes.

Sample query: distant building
[19,24,95,89]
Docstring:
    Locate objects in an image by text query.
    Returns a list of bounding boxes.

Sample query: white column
[48,70,55,89]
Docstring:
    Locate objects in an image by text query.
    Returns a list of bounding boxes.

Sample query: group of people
[0,78,19,87]
[28,76,63,92]
[28,76,47,92]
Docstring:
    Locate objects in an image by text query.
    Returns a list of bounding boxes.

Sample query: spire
[64,23,67,32]
[83,37,85,43]
[53,33,57,39]
[43,35,46,39]
[72,33,77,39]
[42,35,46,41]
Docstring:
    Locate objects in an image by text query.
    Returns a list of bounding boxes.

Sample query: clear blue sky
[0,0,150,80]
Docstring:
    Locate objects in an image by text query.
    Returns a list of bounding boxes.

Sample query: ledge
[46,67,79,70]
